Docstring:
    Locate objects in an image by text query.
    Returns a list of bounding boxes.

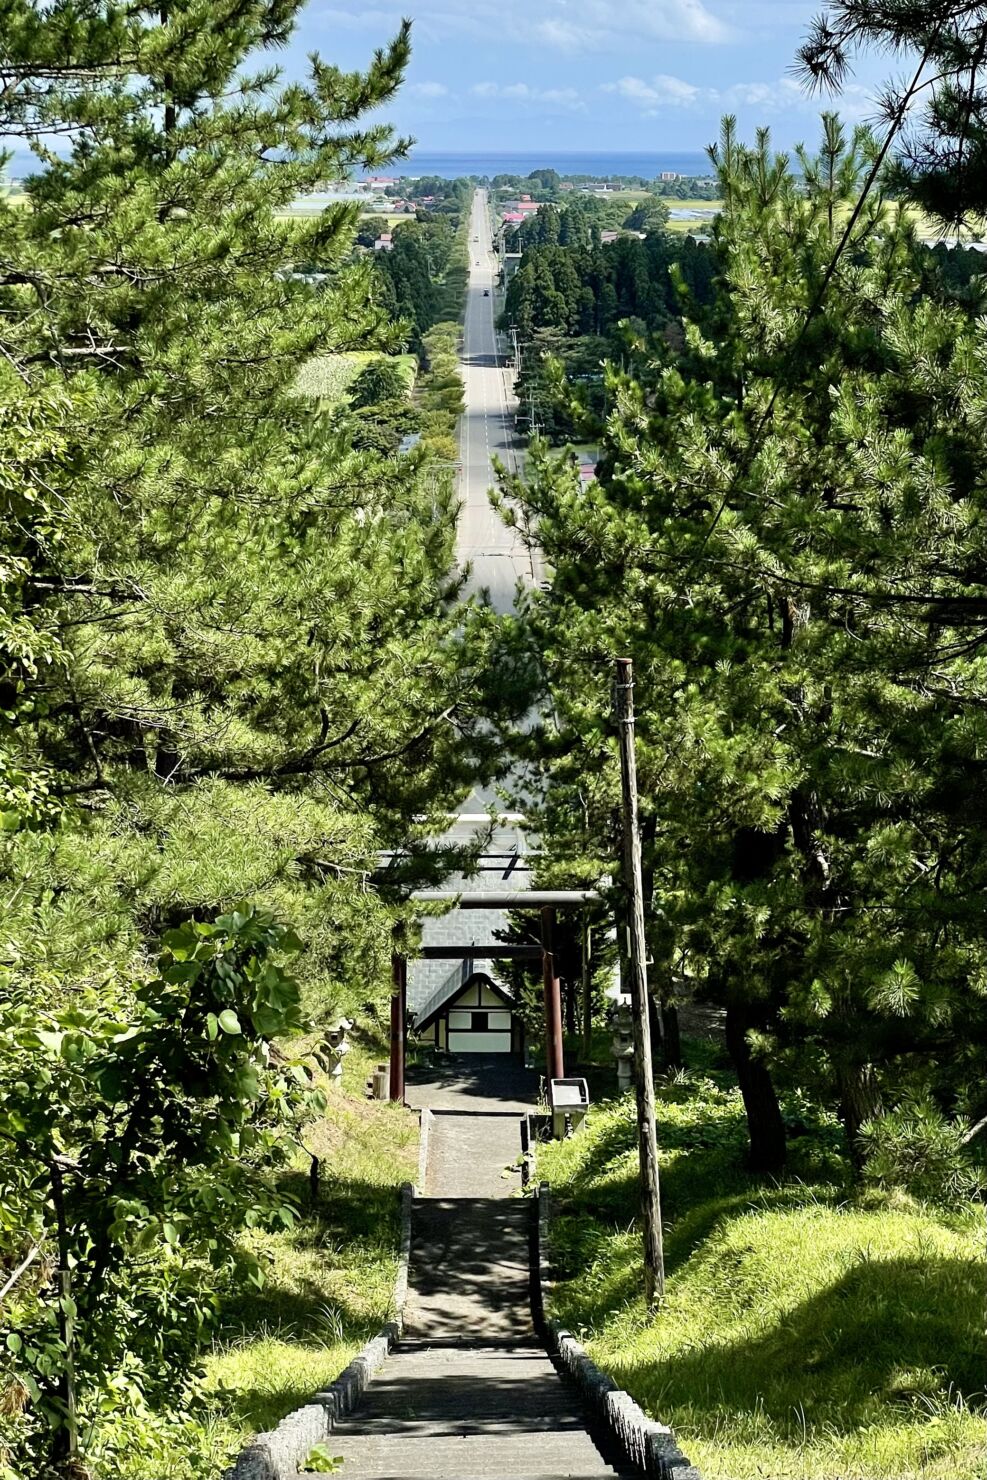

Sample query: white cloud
[470,80,584,110]
[321,0,730,54]
[409,81,449,97]
[603,69,877,122]
[604,74,703,109]
[321,6,402,31]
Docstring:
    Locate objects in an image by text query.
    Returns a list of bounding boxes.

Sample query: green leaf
[303,1443,345,1473]
[218,1009,242,1035]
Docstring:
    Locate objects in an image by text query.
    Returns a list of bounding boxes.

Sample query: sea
[3,146,711,184]
[392,150,711,180]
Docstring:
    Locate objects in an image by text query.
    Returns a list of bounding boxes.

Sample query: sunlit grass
[539,1073,985,1480]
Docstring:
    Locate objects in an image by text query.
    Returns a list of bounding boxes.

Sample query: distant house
[660,171,680,182]
[412,960,523,1056]
[600,230,620,244]
[374,233,394,251]
[500,211,525,224]
[367,176,398,187]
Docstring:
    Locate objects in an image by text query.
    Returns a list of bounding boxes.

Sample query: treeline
[383,174,471,209]
[486,167,719,197]
[502,228,716,440]
[504,233,715,341]
[499,114,987,1191]
[0,10,507,1478]
[501,196,668,251]
[374,205,471,342]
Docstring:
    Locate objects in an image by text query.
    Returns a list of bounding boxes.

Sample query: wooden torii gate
[389,889,600,1102]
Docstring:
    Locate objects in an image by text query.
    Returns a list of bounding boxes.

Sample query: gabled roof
[413,960,515,1034]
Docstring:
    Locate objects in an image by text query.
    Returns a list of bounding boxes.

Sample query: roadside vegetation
[539,1072,983,1480]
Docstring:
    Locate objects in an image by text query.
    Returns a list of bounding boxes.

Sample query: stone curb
[534,1183,703,1480]
[520,1110,550,1188]
[222,1181,415,1480]
[417,1106,432,1192]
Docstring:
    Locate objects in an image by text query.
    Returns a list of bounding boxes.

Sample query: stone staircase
[324,1197,630,1479]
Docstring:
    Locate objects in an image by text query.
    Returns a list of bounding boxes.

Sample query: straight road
[457,189,534,613]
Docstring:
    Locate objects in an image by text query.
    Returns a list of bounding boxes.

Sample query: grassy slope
[132,1036,418,1480]
[538,1072,984,1480]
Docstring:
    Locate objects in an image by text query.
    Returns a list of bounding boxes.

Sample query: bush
[859,1103,986,1203]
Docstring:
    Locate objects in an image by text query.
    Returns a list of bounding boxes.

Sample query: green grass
[115,1034,418,1479]
[538,1072,985,1480]
[292,352,417,405]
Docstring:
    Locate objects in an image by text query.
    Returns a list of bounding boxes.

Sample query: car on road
[483,289,490,296]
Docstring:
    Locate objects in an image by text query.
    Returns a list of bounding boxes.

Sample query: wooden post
[49,1158,79,1466]
[540,906,565,1084]
[389,951,406,1104]
[580,919,593,1062]
[614,657,665,1309]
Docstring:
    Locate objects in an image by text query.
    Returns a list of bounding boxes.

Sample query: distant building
[600,230,619,244]
[374,233,394,252]
[660,171,680,182]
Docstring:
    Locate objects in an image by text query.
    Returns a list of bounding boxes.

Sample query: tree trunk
[725,1003,787,1173]
[662,999,682,1070]
[837,1060,883,1165]
[564,972,577,1038]
[647,990,663,1057]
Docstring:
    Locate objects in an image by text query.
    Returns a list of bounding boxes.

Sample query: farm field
[293,351,417,405]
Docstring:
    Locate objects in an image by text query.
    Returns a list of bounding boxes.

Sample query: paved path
[457,187,534,616]
[316,198,625,1480]
[409,1055,539,1198]
[324,1051,627,1478]
[329,1191,628,1479]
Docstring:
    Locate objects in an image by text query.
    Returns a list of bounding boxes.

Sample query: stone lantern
[322,1017,353,1087]
[611,1000,634,1093]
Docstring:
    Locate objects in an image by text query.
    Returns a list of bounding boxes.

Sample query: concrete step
[312,1433,625,1477]
[404,1197,533,1342]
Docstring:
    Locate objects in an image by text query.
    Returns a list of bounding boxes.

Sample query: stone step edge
[223,1181,416,1480]
[534,1184,703,1480]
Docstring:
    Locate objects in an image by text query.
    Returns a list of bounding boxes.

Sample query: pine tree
[0,2,513,1007]
[502,116,987,1170]
[798,1,987,225]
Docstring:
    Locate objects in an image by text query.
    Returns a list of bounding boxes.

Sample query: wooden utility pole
[389,949,406,1104]
[49,1156,79,1467]
[614,657,665,1308]
[540,906,566,1084]
[580,918,593,1062]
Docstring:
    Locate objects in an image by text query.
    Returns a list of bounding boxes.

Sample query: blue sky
[285,0,896,153]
